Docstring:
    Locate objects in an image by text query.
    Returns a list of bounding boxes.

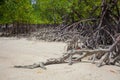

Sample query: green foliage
[1,0,118,24]
[0,0,4,5]
[0,0,36,24]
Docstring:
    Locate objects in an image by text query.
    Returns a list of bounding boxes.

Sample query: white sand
[0,37,120,80]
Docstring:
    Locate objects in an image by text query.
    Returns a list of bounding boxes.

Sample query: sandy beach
[0,37,120,80]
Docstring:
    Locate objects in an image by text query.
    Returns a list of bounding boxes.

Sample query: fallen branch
[14,35,120,69]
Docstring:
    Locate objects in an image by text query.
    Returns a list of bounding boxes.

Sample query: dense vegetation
[0,0,119,43]
[0,0,113,24]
